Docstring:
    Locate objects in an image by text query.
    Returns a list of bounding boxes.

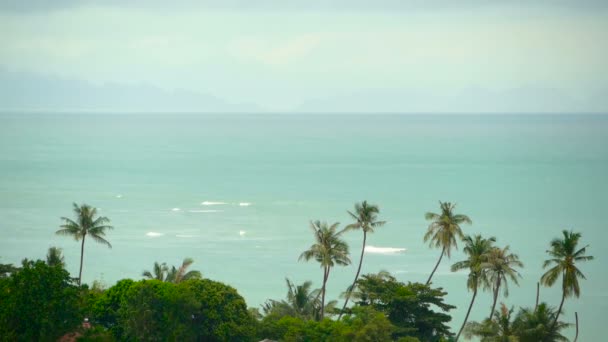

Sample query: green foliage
[182,278,254,341]
[355,273,456,341]
[91,279,135,339]
[0,259,81,341]
[258,306,395,342]
[465,302,570,342]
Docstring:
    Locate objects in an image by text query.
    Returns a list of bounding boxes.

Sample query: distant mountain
[296,87,608,114]
[0,69,259,112]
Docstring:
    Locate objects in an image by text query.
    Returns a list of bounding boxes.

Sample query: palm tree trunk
[489,277,501,320]
[426,247,445,285]
[574,312,579,342]
[551,290,566,331]
[535,282,540,311]
[78,235,86,285]
[455,287,477,342]
[320,265,329,320]
[338,231,367,320]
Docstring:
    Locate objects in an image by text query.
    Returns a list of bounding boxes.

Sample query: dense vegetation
[0,201,593,341]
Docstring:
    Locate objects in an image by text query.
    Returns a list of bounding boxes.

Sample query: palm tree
[451,235,496,341]
[513,302,570,342]
[424,201,472,285]
[142,261,169,281]
[464,303,518,342]
[541,230,593,330]
[46,246,66,268]
[339,201,386,319]
[55,203,113,285]
[299,220,351,319]
[263,278,325,320]
[483,246,523,320]
[165,257,202,283]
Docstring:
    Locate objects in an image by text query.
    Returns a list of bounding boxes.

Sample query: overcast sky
[1,1,607,112]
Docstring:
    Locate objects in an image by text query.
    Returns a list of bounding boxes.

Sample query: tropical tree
[541,230,593,330]
[262,278,335,321]
[451,234,496,341]
[46,246,65,268]
[512,302,570,342]
[142,262,169,281]
[483,246,523,320]
[166,257,202,283]
[339,201,386,319]
[55,203,113,285]
[424,201,472,285]
[143,258,202,284]
[464,303,518,342]
[299,220,351,319]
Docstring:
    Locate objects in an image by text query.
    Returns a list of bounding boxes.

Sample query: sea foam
[365,245,406,254]
[146,232,163,237]
[201,201,227,206]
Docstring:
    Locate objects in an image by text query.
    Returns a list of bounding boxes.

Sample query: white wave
[171,208,181,212]
[239,230,246,236]
[365,245,407,254]
[146,232,163,237]
[201,201,227,206]
[188,209,223,213]
[115,194,123,198]
[239,202,251,206]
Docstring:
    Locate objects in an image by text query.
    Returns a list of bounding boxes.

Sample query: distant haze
[0,1,606,112]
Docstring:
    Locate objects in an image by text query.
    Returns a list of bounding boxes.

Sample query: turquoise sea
[0,113,606,340]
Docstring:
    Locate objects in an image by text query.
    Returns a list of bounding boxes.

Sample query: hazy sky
[1,1,607,112]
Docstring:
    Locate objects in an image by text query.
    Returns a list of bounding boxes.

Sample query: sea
[0,112,606,340]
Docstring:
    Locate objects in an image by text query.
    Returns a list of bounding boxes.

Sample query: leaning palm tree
[483,245,523,320]
[56,203,113,285]
[46,246,66,268]
[541,230,593,330]
[424,201,472,285]
[513,302,570,342]
[339,201,386,319]
[165,257,202,283]
[299,220,351,319]
[142,261,169,281]
[451,235,496,341]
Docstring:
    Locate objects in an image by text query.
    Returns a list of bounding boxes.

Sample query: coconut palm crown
[483,245,523,320]
[299,220,350,319]
[339,201,386,319]
[424,201,472,284]
[451,234,496,341]
[541,230,593,329]
[56,203,113,285]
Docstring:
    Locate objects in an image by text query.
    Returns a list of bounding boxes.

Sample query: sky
[0,1,607,112]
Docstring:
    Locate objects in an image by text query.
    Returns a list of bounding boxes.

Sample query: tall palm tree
[46,246,66,268]
[299,220,351,319]
[56,203,113,285]
[483,246,523,320]
[142,261,169,281]
[451,235,496,341]
[339,201,386,319]
[513,302,570,342]
[165,257,202,283]
[541,230,593,330]
[424,201,472,285]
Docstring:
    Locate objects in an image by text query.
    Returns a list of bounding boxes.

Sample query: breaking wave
[146,232,164,237]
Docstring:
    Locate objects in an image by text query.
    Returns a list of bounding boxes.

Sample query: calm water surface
[0,113,606,340]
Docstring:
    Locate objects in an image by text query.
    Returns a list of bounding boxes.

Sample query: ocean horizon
[1,112,606,340]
